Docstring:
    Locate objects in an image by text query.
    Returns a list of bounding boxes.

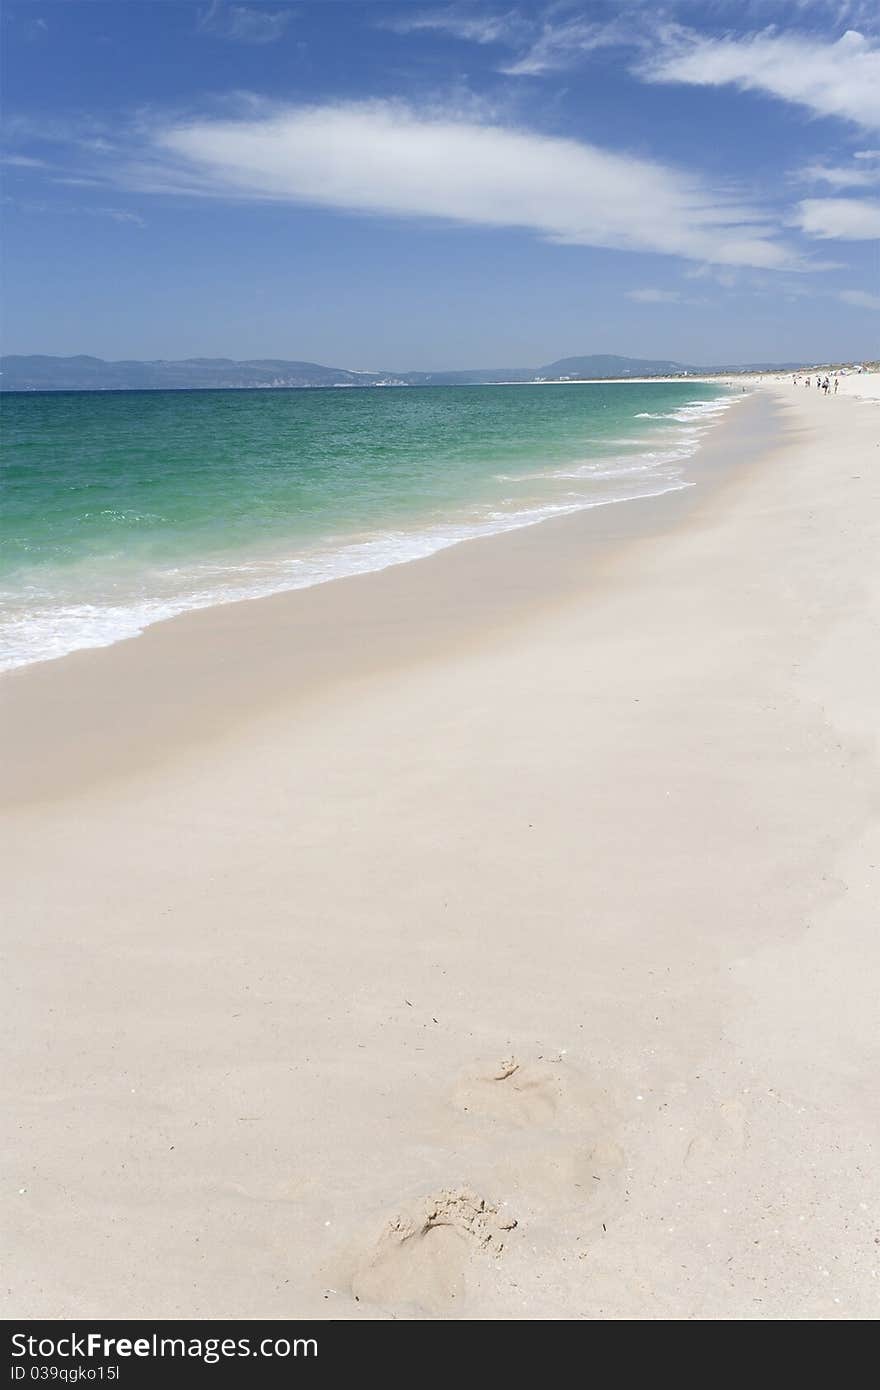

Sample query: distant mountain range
[0,352,808,392]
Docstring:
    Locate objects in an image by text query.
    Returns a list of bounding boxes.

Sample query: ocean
[0,381,737,670]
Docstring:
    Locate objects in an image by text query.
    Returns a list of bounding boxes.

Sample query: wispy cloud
[794,197,880,238]
[3,193,145,228]
[383,7,625,77]
[96,208,145,227]
[500,17,625,77]
[683,262,738,288]
[637,27,880,130]
[382,7,521,47]
[386,6,880,100]
[197,1,290,46]
[838,288,880,308]
[1,154,48,169]
[22,15,49,42]
[797,161,880,189]
[625,287,682,302]
[114,99,803,269]
[54,176,105,188]
[2,112,120,154]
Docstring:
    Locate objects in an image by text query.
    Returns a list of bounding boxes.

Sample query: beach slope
[2,381,878,1320]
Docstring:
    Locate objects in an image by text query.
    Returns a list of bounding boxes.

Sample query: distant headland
[0,352,812,392]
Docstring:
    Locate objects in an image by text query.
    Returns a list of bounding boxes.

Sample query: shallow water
[0,381,737,668]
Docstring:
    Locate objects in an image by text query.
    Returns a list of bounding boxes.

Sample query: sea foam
[0,387,742,671]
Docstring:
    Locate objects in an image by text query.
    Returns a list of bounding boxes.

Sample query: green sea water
[0,381,736,669]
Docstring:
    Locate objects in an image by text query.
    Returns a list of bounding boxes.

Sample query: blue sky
[2,0,879,367]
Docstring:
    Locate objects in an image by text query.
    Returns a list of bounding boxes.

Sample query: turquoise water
[0,381,736,669]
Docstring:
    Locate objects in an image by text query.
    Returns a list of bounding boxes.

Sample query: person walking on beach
[834,376,839,394]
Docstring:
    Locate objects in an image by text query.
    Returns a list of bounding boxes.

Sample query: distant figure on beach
[834,376,839,394]
[805,376,811,387]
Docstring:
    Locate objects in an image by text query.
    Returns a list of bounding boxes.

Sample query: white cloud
[625,288,681,302]
[137,100,799,269]
[384,8,628,77]
[684,263,738,288]
[794,197,880,238]
[500,19,625,77]
[383,8,519,46]
[383,8,621,75]
[638,27,880,130]
[798,162,880,189]
[839,288,880,308]
[1,154,48,168]
[854,149,880,159]
[97,208,145,227]
[197,1,290,45]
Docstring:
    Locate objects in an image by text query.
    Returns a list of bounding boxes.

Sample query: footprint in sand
[449,1055,626,1212]
[349,1189,517,1314]
[341,1060,625,1312]
[451,1055,611,1132]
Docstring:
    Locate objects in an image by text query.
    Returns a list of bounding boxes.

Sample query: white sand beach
[2,377,879,1320]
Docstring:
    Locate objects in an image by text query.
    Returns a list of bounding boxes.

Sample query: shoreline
[3,379,879,1320]
[1,388,769,804]
[1,380,735,677]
